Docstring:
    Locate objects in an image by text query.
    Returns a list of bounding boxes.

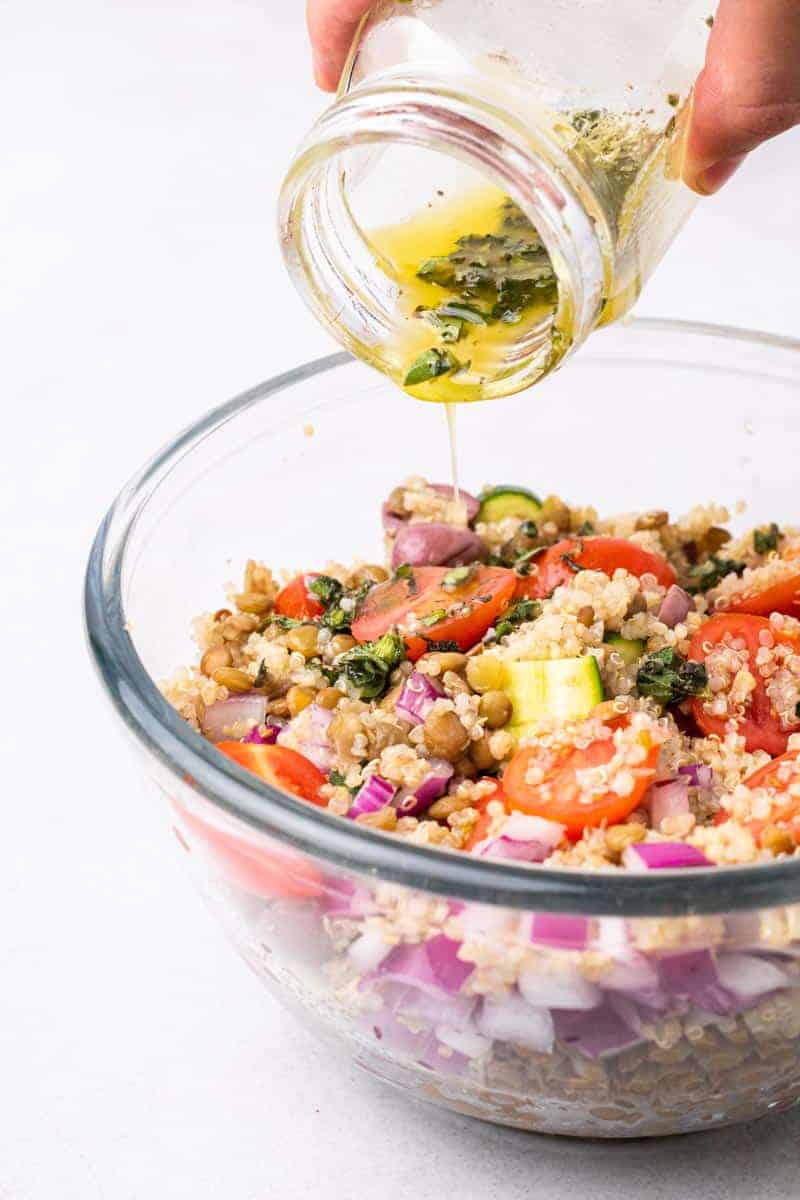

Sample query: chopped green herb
[667,93,680,108]
[308,575,343,607]
[443,565,476,592]
[491,598,542,641]
[636,647,708,705]
[336,631,406,701]
[421,638,460,652]
[269,614,305,630]
[754,523,781,555]
[420,608,448,627]
[393,562,419,595]
[688,555,746,593]
[520,520,539,538]
[514,544,547,576]
[404,347,461,386]
[329,769,359,795]
[577,520,596,536]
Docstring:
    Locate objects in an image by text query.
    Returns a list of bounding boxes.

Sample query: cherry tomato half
[274,574,324,620]
[687,614,800,756]
[352,565,516,660]
[518,537,676,601]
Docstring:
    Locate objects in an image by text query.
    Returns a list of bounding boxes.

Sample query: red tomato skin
[525,537,676,600]
[174,803,322,900]
[274,575,324,620]
[502,730,659,840]
[719,545,800,618]
[687,614,796,756]
[217,742,327,806]
[715,748,800,845]
[463,782,506,850]
[352,566,516,660]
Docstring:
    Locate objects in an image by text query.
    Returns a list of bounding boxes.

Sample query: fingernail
[695,154,746,196]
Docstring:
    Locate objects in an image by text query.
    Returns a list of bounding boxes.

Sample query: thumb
[306,0,375,92]
[684,0,800,195]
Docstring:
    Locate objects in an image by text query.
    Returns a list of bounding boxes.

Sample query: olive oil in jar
[369,187,558,403]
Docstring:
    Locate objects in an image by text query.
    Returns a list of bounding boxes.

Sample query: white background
[3,3,800,1197]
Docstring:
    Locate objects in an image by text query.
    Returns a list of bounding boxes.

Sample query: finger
[306,0,375,92]
[684,0,800,195]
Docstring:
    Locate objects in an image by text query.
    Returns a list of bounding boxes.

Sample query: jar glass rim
[85,319,800,916]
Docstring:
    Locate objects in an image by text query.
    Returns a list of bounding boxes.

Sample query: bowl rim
[84,317,800,916]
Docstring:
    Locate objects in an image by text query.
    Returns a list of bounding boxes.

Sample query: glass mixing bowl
[86,319,800,1138]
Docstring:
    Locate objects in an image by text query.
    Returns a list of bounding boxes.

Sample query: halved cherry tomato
[718,545,800,618]
[217,742,328,805]
[687,614,800,756]
[274,574,324,620]
[715,748,800,846]
[521,537,676,600]
[174,802,323,900]
[463,781,507,850]
[352,565,516,661]
[501,720,660,839]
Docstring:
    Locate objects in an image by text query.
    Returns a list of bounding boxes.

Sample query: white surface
[3,3,800,1196]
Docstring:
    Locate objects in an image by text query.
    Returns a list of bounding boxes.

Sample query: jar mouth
[85,321,800,917]
[279,79,607,400]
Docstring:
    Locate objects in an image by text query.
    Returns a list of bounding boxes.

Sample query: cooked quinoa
[164,478,800,870]
[164,480,800,1134]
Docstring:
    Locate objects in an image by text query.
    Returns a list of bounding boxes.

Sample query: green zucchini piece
[604,633,646,667]
[478,486,542,524]
[505,656,603,734]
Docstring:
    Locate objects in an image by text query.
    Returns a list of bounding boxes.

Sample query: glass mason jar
[280,0,712,402]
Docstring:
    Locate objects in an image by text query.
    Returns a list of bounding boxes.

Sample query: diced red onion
[476,992,555,1053]
[390,522,487,569]
[242,717,285,745]
[474,837,553,863]
[657,949,737,1015]
[434,1024,491,1059]
[472,813,565,862]
[394,759,454,817]
[723,910,763,948]
[382,485,480,533]
[201,694,267,742]
[553,1002,642,1060]
[348,929,393,972]
[678,763,715,790]
[380,981,476,1032]
[715,952,788,1002]
[648,778,690,829]
[395,671,444,725]
[318,875,376,917]
[530,914,590,951]
[348,774,396,819]
[377,934,474,997]
[623,841,712,870]
[518,962,601,1011]
[425,933,475,994]
[431,483,481,523]
[277,703,334,772]
[657,585,694,628]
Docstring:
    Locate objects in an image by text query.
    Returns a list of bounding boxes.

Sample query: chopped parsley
[491,598,542,641]
[754,523,781,556]
[329,770,359,795]
[420,608,448,627]
[335,631,406,701]
[252,660,270,690]
[443,565,476,592]
[636,647,708,705]
[561,551,583,574]
[577,520,596,536]
[308,575,342,607]
[404,347,461,387]
[688,555,746,593]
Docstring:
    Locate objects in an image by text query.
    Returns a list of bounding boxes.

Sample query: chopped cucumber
[604,633,646,667]
[505,656,603,735]
[478,486,542,524]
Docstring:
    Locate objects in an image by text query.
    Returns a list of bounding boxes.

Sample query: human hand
[306,0,800,196]
[684,0,800,194]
